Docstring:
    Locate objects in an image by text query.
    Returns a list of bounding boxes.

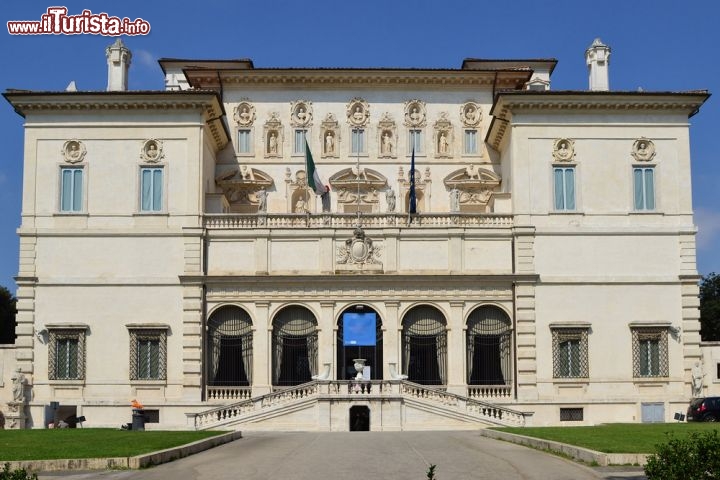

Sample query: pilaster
[383,301,400,379]
[253,301,271,395]
[446,300,465,393]
[181,283,203,398]
[319,301,336,378]
[515,281,538,401]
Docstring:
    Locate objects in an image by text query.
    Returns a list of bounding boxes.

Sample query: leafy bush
[0,463,38,480]
[644,429,720,479]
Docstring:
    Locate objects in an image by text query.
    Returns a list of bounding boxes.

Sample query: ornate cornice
[486,91,710,151]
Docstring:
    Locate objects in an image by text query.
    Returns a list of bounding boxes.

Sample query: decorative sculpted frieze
[631,137,656,162]
[233,101,256,126]
[552,138,575,162]
[62,139,86,164]
[347,98,369,127]
[140,139,164,163]
[336,227,381,265]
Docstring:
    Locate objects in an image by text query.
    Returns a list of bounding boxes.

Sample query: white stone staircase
[186,380,531,431]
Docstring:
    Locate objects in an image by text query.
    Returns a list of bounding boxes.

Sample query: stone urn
[353,359,366,380]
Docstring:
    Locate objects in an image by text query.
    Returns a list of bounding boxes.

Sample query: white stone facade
[0,44,711,430]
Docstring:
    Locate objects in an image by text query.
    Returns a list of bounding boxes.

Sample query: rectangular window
[464,130,478,154]
[632,327,668,378]
[129,329,167,381]
[552,328,588,378]
[554,167,576,211]
[237,130,251,154]
[294,129,307,155]
[351,129,365,155]
[633,167,655,210]
[560,408,584,421]
[48,328,86,380]
[140,167,163,212]
[409,129,423,154]
[60,167,83,212]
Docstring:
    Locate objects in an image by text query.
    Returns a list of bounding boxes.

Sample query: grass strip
[0,429,225,461]
[494,423,720,454]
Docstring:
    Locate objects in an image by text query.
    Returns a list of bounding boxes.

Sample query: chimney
[585,38,611,91]
[106,39,132,91]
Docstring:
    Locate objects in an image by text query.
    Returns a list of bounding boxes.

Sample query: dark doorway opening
[337,306,383,380]
[349,405,370,431]
[277,336,312,386]
[407,337,441,385]
[469,335,505,385]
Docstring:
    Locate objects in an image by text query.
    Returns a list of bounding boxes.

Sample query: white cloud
[134,49,156,69]
[695,208,720,250]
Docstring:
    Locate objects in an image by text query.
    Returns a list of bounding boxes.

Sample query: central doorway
[336,305,383,380]
[349,405,370,431]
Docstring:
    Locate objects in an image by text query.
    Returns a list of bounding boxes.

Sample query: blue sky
[1,1,718,292]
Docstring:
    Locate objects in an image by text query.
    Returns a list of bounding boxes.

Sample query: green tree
[0,286,17,344]
[700,272,720,341]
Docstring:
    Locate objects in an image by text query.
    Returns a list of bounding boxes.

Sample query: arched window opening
[206,306,253,387]
[336,306,383,380]
[402,306,447,385]
[466,306,512,386]
[272,306,318,387]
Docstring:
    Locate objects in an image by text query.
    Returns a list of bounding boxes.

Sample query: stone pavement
[37,431,647,480]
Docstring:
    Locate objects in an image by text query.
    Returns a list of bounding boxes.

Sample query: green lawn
[0,429,225,461]
[495,423,720,454]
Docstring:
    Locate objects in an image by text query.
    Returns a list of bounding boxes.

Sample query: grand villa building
[0,38,715,430]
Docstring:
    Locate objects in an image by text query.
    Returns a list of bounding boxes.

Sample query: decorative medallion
[291,100,313,127]
[62,139,86,164]
[552,138,575,162]
[404,99,427,127]
[461,101,482,127]
[233,101,256,126]
[140,139,164,163]
[337,227,381,265]
[377,112,397,158]
[347,98,369,127]
[631,138,656,162]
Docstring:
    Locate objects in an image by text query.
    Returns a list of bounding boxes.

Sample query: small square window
[560,407,584,421]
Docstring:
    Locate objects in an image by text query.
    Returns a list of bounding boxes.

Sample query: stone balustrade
[467,385,513,400]
[204,213,513,229]
[206,386,252,402]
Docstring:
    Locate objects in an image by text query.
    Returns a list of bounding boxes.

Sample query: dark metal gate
[402,306,447,385]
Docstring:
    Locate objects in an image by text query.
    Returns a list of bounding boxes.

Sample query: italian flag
[305,140,325,195]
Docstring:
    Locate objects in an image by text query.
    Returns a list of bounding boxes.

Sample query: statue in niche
[381,132,393,155]
[439,132,449,154]
[295,197,308,214]
[692,362,704,397]
[256,187,268,213]
[386,188,396,213]
[11,368,26,403]
[449,187,461,212]
[268,132,278,154]
[325,132,335,155]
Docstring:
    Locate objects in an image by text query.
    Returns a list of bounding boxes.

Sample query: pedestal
[5,402,26,429]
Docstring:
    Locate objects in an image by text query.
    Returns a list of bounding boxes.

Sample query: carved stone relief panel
[434,112,453,158]
[336,227,382,267]
[460,101,482,127]
[631,138,656,162]
[62,139,86,164]
[233,101,256,126]
[552,138,575,162]
[404,99,427,128]
[444,166,501,213]
[347,98,369,127]
[215,167,274,213]
[377,112,398,159]
[397,165,431,213]
[263,113,284,158]
[290,100,313,127]
[140,139,164,163]
[320,113,340,158]
[285,169,315,213]
[329,168,387,213]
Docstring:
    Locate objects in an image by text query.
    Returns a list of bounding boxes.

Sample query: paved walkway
[38,431,646,480]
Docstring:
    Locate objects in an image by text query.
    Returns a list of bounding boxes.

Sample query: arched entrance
[272,306,318,387]
[336,305,383,380]
[466,305,512,386]
[349,405,370,431]
[401,305,447,385]
[206,306,253,388]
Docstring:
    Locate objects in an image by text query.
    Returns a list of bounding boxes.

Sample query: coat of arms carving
[337,227,381,265]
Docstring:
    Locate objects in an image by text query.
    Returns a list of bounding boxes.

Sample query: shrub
[644,430,720,479]
[0,463,38,480]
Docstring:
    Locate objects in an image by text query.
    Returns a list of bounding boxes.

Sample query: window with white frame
[633,166,655,210]
[409,129,423,154]
[60,167,84,212]
[48,327,86,380]
[553,166,576,211]
[140,167,163,212]
[551,327,588,378]
[631,327,668,378]
[293,129,307,155]
[351,128,366,155]
[237,129,251,154]
[464,130,478,155]
[129,327,167,381]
